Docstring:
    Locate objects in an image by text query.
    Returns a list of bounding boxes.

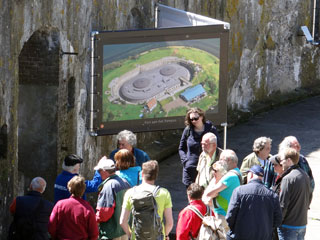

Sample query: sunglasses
[272,163,282,167]
[190,116,200,121]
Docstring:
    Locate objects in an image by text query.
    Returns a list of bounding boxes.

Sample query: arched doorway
[18,29,60,201]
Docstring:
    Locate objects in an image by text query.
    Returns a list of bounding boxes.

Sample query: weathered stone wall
[0,0,319,237]
[227,0,320,112]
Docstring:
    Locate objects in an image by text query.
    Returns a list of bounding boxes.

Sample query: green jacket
[97,175,130,239]
[240,152,261,184]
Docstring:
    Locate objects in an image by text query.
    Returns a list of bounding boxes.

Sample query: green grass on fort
[102,46,219,121]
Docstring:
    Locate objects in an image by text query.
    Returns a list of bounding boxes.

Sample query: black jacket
[226,179,282,240]
[279,165,311,227]
[13,191,54,240]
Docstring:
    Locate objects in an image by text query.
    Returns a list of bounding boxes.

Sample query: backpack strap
[212,197,219,209]
[98,174,119,192]
[152,185,161,197]
[229,169,242,185]
[187,205,210,240]
[186,205,204,220]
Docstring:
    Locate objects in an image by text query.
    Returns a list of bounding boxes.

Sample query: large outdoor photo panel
[95,25,229,135]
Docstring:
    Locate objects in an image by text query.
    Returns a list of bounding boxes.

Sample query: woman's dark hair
[184,107,206,126]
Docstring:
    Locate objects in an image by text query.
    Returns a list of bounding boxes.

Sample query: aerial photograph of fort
[101,39,220,122]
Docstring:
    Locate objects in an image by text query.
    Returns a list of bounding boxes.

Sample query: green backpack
[131,186,163,240]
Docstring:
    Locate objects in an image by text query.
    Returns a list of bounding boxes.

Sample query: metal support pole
[313,0,320,42]
[89,31,99,137]
[221,122,228,150]
[155,3,159,29]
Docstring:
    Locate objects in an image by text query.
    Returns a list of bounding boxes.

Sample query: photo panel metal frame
[94,25,229,135]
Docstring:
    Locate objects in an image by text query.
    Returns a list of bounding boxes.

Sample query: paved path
[157,95,320,239]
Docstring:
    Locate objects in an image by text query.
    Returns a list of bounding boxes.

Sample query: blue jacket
[226,179,282,240]
[54,170,102,203]
[178,120,220,186]
[116,166,142,187]
[109,147,150,167]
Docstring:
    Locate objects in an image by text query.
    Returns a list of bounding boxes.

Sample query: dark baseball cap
[64,154,83,166]
[247,165,264,177]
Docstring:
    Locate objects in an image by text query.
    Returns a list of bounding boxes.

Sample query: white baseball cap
[94,156,116,171]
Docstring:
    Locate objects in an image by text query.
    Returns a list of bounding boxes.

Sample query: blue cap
[248,165,264,177]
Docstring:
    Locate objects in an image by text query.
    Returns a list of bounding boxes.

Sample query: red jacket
[176,200,213,240]
[48,196,98,240]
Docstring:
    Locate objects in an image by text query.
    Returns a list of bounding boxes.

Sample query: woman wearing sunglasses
[178,107,221,188]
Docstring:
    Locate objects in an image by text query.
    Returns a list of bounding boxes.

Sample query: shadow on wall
[18,29,60,201]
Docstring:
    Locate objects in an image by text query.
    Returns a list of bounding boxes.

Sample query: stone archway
[18,29,60,201]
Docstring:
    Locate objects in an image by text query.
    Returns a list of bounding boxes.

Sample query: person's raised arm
[204,180,227,199]
[85,170,102,193]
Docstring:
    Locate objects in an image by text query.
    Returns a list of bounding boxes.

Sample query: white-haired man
[54,154,102,203]
[195,132,222,189]
[202,149,241,234]
[240,136,272,183]
[109,130,150,167]
[9,177,54,239]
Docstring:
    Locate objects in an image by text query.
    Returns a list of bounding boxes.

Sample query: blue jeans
[277,226,306,240]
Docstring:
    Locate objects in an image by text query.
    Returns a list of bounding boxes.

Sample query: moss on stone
[266,35,276,50]
[254,78,267,101]
[300,52,319,88]
[226,0,238,18]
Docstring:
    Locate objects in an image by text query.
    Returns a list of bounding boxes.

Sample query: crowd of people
[8,108,314,240]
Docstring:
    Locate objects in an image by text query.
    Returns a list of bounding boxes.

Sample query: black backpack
[131,186,163,240]
[8,198,43,240]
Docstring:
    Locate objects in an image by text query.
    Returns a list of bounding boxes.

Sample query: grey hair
[62,161,79,173]
[212,161,228,175]
[253,137,272,153]
[221,149,238,165]
[30,177,46,193]
[202,132,217,143]
[116,130,137,147]
[278,136,298,152]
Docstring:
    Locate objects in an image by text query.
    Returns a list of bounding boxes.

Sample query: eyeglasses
[190,116,200,121]
[272,163,282,167]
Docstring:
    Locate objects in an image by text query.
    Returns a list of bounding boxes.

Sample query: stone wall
[0,0,319,237]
